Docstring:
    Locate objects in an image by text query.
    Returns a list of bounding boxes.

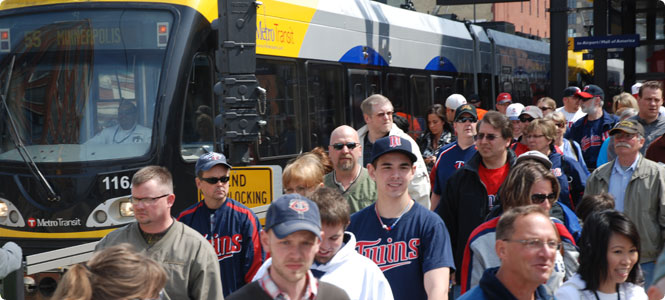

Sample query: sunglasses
[474,133,499,141]
[519,116,535,123]
[556,123,566,129]
[538,107,553,111]
[331,142,359,150]
[531,193,557,204]
[455,117,477,123]
[199,176,230,184]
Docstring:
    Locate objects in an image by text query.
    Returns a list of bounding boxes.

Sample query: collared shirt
[258,268,318,300]
[609,154,640,212]
[332,168,361,192]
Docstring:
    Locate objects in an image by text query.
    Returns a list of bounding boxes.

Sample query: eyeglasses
[474,133,499,141]
[331,142,359,150]
[531,193,558,204]
[503,238,561,251]
[613,132,638,141]
[199,176,231,184]
[129,194,170,205]
[525,134,546,140]
[455,117,477,123]
[519,116,535,123]
[538,107,553,111]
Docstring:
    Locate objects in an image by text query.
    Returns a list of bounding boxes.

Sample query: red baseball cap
[496,93,512,104]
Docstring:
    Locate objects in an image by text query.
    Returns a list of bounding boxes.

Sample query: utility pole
[214,0,265,165]
[549,0,568,104]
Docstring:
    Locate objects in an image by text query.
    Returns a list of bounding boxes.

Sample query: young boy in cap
[251,187,394,300]
[177,152,264,296]
[347,135,455,300]
[227,194,350,300]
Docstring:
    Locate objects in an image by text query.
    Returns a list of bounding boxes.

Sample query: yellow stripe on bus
[0,227,116,239]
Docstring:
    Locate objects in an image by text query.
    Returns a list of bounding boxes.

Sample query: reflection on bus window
[0,9,170,162]
[306,63,343,149]
[256,59,299,157]
[181,55,215,160]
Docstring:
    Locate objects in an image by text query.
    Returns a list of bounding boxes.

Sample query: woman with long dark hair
[417,104,453,172]
[556,210,647,299]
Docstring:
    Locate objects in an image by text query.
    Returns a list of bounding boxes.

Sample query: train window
[431,75,454,106]
[180,55,215,161]
[305,62,344,149]
[348,69,382,128]
[409,75,430,138]
[256,58,300,157]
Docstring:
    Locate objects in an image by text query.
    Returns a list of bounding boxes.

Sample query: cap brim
[371,149,417,164]
[575,91,593,99]
[609,128,638,136]
[271,220,321,240]
[497,100,512,104]
[203,161,232,172]
[508,116,519,121]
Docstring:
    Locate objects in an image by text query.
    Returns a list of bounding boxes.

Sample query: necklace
[113,124,137,144]
[593,284,620,300]
[375,200,412,231]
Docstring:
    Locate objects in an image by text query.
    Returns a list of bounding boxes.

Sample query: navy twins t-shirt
[347,201,455,300]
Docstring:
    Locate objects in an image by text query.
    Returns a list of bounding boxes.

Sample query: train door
[348,69,381,129]
[410,75,431,138]
[305,62,344,149]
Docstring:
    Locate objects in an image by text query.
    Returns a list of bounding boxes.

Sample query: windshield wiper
[0,56,60,202]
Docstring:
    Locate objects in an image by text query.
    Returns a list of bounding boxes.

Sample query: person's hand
[648,286,665,300]
[425,156,436,165]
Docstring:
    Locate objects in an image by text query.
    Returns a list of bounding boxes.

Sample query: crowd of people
[49,81,665,300]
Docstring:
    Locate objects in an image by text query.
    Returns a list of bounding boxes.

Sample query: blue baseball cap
[195,152,232,175]
[265,194,321,239]
[370,135,417,164]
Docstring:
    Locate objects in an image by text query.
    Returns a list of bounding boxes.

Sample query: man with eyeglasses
[459,205,559,299]
[323,125,376,213]
[356,94,431,209]
[430,104,478,211]
[565,84,619,171]
[437,111,515,298]
[177,152,264,297]
[96,165,223,300]
[555,86,586,128]
[585,119,665,288]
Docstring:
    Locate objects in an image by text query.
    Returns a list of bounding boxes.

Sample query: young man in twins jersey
[347,135,455,300]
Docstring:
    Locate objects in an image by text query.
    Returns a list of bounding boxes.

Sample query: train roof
[487,29,549,55]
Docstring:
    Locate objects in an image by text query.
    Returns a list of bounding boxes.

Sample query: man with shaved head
[324,125,377,213]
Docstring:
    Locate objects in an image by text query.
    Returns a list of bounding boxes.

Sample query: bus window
[348,69,382,129]
[180,55,214,160]
[431,75,454,105]
[410,75,430,138]
[386,73,407,113]
[305,62,344,149]
[256,58,300,158]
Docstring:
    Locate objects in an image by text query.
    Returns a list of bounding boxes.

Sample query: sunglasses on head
[531,193,557,204]
[519,116,535,123]
[331,142,359,150]
[455,117,477,123]
[199,176,230,184]
[474,133,499,141]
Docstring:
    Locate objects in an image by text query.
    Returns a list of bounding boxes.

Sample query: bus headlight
[119,201,134,217]
[86,196,135,227]
[0,202,8,217]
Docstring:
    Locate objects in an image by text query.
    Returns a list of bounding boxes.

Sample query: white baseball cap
[506,103,525,121]
[632,82,643,97]
[445,94,467,110]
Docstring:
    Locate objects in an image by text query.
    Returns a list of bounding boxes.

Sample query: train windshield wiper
[0,56,60,202]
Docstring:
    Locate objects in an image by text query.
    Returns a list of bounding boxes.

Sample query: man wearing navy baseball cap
[227,194,349,300]
[347,135,455,300]
[555,86,586,127]
[565,84,619,170]
[177,152,264,297]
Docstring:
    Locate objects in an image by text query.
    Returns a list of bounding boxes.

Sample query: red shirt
[478,162,510,208]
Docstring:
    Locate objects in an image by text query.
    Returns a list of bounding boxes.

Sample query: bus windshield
[0,8,173,162]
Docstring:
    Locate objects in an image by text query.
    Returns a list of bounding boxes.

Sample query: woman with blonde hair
[52,243,166,300]
[612,92,639,114]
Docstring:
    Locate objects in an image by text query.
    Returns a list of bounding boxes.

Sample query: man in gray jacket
[585,119,665,288]
[96,165,223,300]
[356,94,430,209]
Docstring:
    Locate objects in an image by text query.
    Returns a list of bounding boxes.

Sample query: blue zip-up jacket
[459,267,555,300]
[178,198,265,297]
[548,146,588,210]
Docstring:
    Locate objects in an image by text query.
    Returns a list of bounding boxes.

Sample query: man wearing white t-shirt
[556,86,586,128]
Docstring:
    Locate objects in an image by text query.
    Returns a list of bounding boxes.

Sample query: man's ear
[260,230,270,253]
[367,163,376,180]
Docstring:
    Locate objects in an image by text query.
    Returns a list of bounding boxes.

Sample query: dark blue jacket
[565,110,618,170]
[459,267,555,300]
[548,146,588,209]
